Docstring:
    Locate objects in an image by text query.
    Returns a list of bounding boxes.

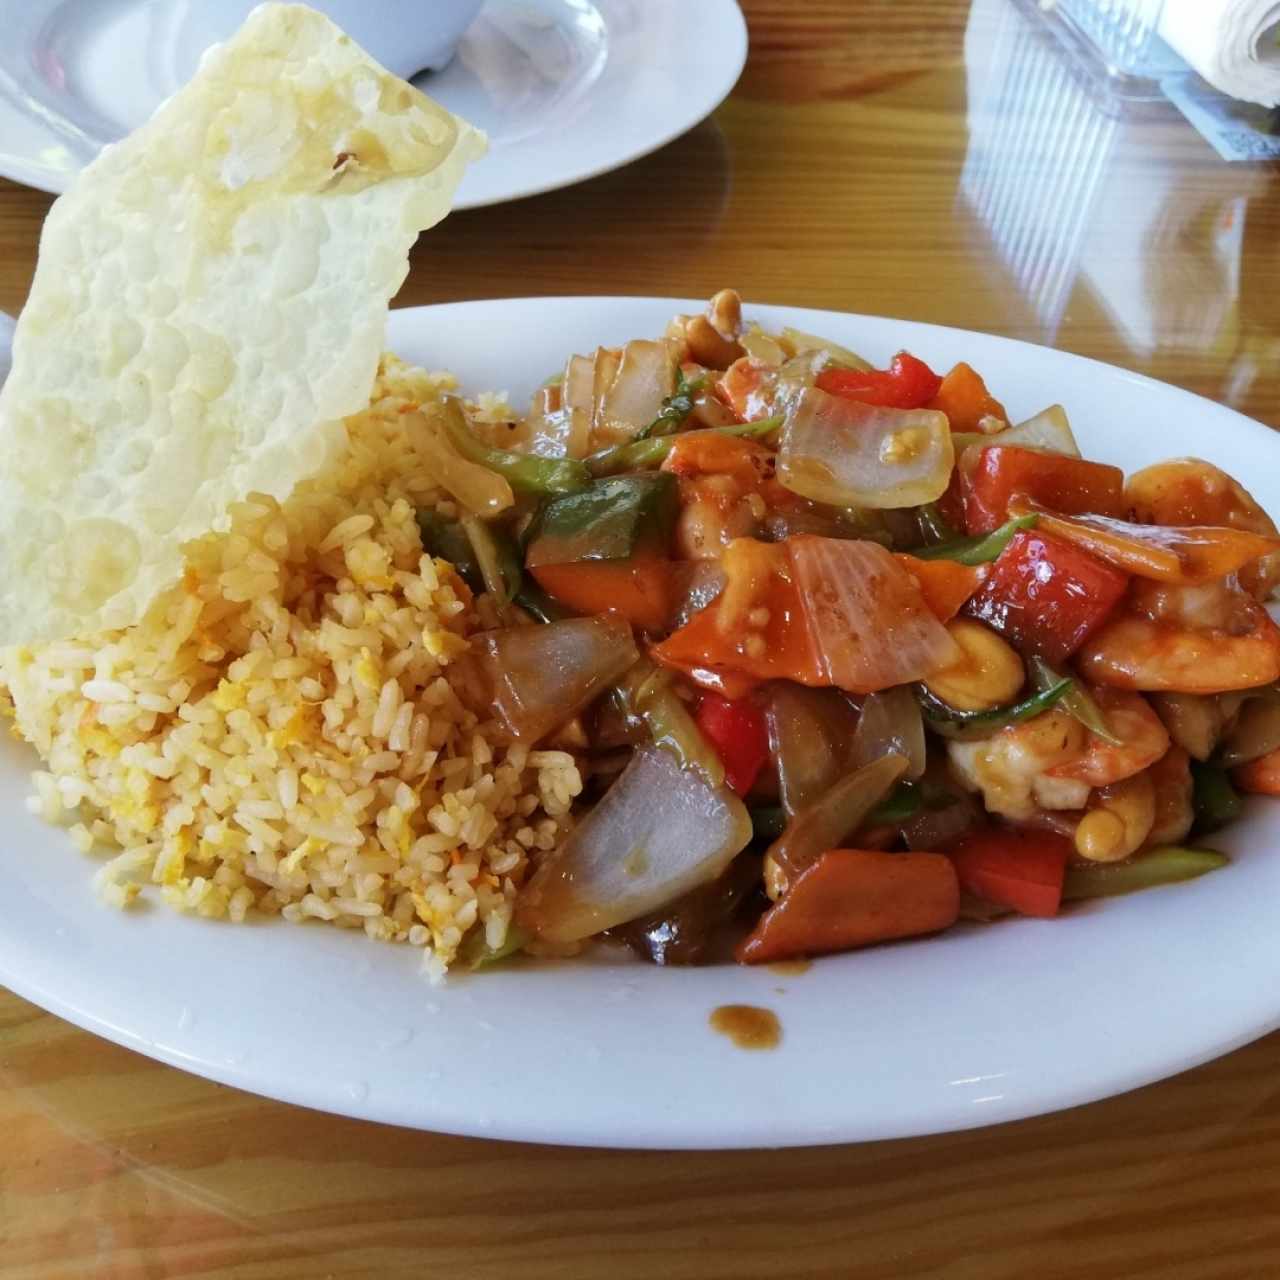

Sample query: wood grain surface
[3,1,1280,1275]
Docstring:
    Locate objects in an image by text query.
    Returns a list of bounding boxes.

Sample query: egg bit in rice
[0,3,585,981]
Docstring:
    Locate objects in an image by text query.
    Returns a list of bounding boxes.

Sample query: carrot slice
[1007,498,1280,586]
[927,361,1006,432]
[895,554,988,622]
[531,558,674,633]
[736,849,959,963]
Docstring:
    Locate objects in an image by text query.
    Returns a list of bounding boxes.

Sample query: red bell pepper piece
[736,849,960,963]
[815,352,942,410]
[963,444,1125,536]
[965,530,1128,664]
[695,693,769,796]
[949,827,1073,918]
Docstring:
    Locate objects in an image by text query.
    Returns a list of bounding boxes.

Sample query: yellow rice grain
[0,356,580,977]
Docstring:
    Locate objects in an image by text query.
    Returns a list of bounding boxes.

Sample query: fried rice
[0,357,581,980]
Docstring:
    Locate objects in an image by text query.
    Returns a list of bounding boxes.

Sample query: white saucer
[0,0,747,209]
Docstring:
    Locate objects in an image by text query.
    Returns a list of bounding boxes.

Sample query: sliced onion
[525,382,589,460]
[610,854,762,966]
[778,386,954,509]
[404,409,514,517]
[851,685,926,780]
[954,404,1080,461]
[761,506,892,546]
[669,560,726,630]
[780,326,874,371]
[596,340,678,443]
[768,753,908,879]
[787,537,961,693]
[563,353,594,407]
[472,615,639,744]
[741,323,788,366]
[765,684,861,817]
[517,744,753,943]
[1219,691,1280,767]
[899,779,980,850]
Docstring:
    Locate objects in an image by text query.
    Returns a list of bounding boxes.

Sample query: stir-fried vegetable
[865,779,960,825]
[406,408,516,516]
[614,658,725,787]
[948,827,1072,918]
[953,403,1080,460]
[611,854,761,966]
[851,686,926,780]
[780,326,874,371]
[927,362,1007,431]
[597,340,681,440]
[1191,761,1244,834]
[895,554,988,620]
[1029,655,1121,746]
[788,537,961,691]
[517,744,752,944]
[635,366,706,440]
[777,386,954,509]
[913,514,1038,566]
[964,530,1129,664]
[695,693,770,796]
[525,474,679,630]
[736,849,959,963]
[513,580,572,624]
[461,514,522,609]
[815,352,942,409]
[417,510,484,590]
[585,415,783,477]
[1006,499,1280,585]
[1062,846,1228,901]
[767,752,908,880]
[438,398,591,496]
[765,684,861,818]
[962,444,1125,535]
[915,674,1074,740]
[396,296,1280,972]
[470,615,639,744]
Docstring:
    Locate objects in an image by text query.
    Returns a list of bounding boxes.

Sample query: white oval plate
[2,296,1279,1150]
[0,0,746,208]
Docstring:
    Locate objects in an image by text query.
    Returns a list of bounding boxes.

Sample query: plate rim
[2,294,1280,1150]
[0,0,749,208]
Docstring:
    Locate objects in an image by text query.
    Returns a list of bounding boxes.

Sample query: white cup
[177,0,485,81]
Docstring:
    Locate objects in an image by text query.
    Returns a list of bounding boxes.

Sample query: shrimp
[1126,459,1280,600]
[947,708,1091,820]
[1078,578,1280,693]
[947,689,1168,819]
[1046,688,1170,785]
[663,434,794,560]
[673,474,760,560]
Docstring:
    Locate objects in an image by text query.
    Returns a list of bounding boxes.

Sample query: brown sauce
[767,959,812,977]
[709,1004,781,1050]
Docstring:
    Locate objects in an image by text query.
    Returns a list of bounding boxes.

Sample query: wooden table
[3,1,1280,1275]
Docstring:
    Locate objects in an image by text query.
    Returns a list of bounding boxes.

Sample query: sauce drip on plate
[709,1004,781,1050]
